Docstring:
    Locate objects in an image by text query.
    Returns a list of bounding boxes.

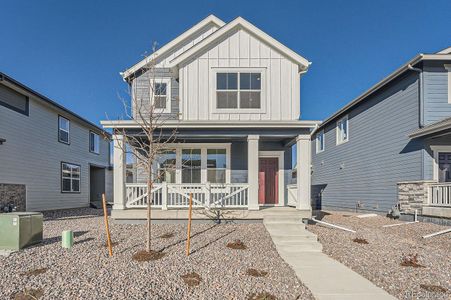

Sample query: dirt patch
[420,284,447,293]
[248,292,276,300]
[159,233,174,239]
[11,288,44,300]
[132,250,165,262]
[245,268,268,277]
[352,238,369,244]
[181,272,202,287]
[227,239,247,250]
[400,254,425,268]
[20,268,48,277]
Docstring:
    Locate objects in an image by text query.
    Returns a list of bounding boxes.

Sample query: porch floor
[111,206,311,223]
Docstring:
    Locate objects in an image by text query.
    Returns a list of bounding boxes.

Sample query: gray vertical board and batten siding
[0,91,111,211]
[311,72,424,212]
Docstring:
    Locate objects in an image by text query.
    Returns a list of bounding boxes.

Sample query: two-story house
[101,15,319,220]
[0,72,112,211]
[311,47,451,219]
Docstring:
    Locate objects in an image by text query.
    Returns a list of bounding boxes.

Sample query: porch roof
[410,116,451,139]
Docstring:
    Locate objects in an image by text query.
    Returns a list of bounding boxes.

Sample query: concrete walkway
[263,215,396,300]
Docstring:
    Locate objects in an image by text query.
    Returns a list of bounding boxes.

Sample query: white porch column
[296,135,312,211]
[248,135,260,210]
[113,134,126,210]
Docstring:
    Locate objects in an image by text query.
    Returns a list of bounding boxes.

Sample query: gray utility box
[0,212,43,250]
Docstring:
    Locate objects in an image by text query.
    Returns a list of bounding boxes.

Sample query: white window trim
[89,131,100,154]
[336,115,349,145]
[259,151,285,207]
[152,78,171,114]
[210,68,266,114]
[154,143,231,184]
[316,130,325,153]
[58,115,70,144]
[445,64,451,104]
[430,145,451,181]
[61,162,81,193]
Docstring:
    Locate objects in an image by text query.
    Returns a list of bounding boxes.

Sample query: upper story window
[216,72,262,110]
[336,115,349,145]
[89,131,100,154]
[152,79,171,113]
[316,130,325,153]
[0,84,29,116]
[58,116,70,144]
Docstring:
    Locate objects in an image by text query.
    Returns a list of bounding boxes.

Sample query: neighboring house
[101,15,319,219]
[0,72,112,211]
[311,47,451,218]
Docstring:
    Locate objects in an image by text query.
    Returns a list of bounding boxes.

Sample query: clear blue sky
[1,0,450,125]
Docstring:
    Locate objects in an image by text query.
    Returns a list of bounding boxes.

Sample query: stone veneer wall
[397,181,435,214]
[0,183,26,211]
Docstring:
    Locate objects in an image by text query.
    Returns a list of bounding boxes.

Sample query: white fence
[125,183,249,209]
[287,184,297,207]
[428,183,451,207]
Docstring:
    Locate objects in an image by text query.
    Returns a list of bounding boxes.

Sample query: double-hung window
[152,79,171,113]
[336,115,349,144]
[61,162,80,193]
[181,149,202,184]
[207,149,226,183]
[89,131,100,154]
[316,130,325,153]
[58,116,70,144]
[216,72,261,109]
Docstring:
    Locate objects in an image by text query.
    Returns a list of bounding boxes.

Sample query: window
[61,162,80,193]
[316,130,325,153]
[89,131,100,154]
[152,79,171,113]
[0,84,29,116]
[155,149,176,183]
[216,72,261,109]
[207,149,226,183]
[182,149,201,183]
[58,116,70,144]
[336,116,348,144]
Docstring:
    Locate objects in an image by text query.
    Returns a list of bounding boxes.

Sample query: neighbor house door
[438,152,451,182]
[258,158,279,205]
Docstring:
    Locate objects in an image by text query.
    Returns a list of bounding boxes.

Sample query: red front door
[258,158,279,205]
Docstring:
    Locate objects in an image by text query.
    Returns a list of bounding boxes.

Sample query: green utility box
[0,212,43,250]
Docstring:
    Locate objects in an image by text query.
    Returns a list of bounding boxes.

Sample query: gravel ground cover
[0,208,313,300]
[307,211,451,300]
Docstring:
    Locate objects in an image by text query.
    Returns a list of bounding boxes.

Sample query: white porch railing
[428,183,451,207]
[125,182,249,209]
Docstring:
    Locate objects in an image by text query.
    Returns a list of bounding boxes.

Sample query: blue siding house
[311,47,451,218]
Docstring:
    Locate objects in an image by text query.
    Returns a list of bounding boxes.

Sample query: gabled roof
[121,15,225,80]
[168,16,310,71]
[410,116,451,139]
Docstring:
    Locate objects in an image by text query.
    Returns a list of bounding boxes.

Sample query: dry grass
[245,268,268,277]
[400,254,425,268]
[132,250,165,262]
[248,291,277,300]
[180,272,202,287]
[419,284,447,293]
[227,239,247,250]
[352,238,369,244]
[11,288,44,300]
[20,268,48,277]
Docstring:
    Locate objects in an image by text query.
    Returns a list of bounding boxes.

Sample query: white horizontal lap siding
[180,28,300,121]
[0,97,110,211]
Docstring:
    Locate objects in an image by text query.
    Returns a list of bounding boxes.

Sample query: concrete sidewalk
[263,215,396,300]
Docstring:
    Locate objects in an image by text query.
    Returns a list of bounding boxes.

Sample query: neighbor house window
[207,149,226,183]
[316,130,325,153]
[58,116,70,144]
[152,79,171,113]
[155,149,176,183]
[61,162,80,193]
[336,115,348,144]
[182,149,201,183]
[89,131,100,154]
[0,84,29,116]
[216,72,261,109]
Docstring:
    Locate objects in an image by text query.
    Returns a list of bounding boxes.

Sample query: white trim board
[259,151,285,207]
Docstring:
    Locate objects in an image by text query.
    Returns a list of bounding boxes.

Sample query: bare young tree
[109,43,177,254]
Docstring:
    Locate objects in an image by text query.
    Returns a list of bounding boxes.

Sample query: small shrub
[353,238,369,244]
[248,292,276,300]
[246,268,268,277]
[227,239,247,250]
[419,284,447,293]
[12,288,44,300]
[20,268,48,277]
[159,233,174,239]
[181,272,202,287]
[400,254,425,268]
[132,250,165,262]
